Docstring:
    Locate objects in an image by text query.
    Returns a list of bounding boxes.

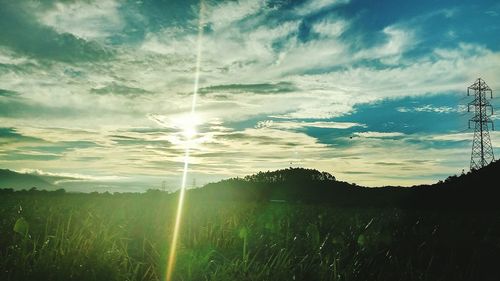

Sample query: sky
[1,0,500,192]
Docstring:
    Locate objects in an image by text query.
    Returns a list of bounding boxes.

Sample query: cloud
[294,0,350,16]
[37,0,124,41]
[198,82,297,95]
[0,2,112,62]
[16,168,122,182]
[91,82,153,97]
[397,105,457,113]
[355,25,415,63]
[354,131,405,138]
[204,0,267,29]
[255,120,365,130]
[430,131,500,147]
[0,125,190,184]
[0,89,18,98]
[0,0,499,189]
[312,18,349,38]
[0,127,43,144]
[16,168,88,182]
[0,47,35,65]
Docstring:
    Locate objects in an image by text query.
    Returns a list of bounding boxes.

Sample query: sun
[183,126,197,139]
[174,113,200,140]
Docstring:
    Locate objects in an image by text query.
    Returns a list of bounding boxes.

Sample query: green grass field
[1,190,499,281]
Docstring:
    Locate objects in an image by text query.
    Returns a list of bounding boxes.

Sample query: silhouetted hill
[188,167,359,203]
[406,160,500,209]
[2,161,499,209]
[0,169,56,190]
[188,163,500,209]
[243,168,336,183]
[434,159,500,190]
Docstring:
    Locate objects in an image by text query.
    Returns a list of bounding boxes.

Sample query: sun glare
[175,113,200,139]
[165,1,205,281]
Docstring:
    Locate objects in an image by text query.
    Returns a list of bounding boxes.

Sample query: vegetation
[190,164,500,209]
[1,163,500,280]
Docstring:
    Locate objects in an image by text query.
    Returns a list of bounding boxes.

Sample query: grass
[0,190,499,281]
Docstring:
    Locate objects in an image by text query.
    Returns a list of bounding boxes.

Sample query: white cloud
[38,0,124,40]
[355,26,415,64]
[295,0,350,16]
[2,1,500,189]
[354,131,405,138]
[397,105,457,113]
[312,18,349,38]
[204,0,267,29]
[14,168,122,182]
[255,120,365,129]
[431,131,500,147]
[0,47,35,65]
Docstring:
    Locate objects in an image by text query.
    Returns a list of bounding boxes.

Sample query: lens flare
[165,1,204,281]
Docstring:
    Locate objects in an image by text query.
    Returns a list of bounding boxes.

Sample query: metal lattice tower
[467,78,495,170]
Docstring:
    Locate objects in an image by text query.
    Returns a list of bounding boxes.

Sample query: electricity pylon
[468,78,495,170]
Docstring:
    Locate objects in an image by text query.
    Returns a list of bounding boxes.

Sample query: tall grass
[0,191,499,281]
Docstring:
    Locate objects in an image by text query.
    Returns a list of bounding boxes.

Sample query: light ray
[165,1,204,281]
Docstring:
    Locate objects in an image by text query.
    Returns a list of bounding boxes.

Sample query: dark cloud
[0,89,18,97]
[198,82,297,95]
[91,82,152,97]
[2,153,61,161]
[0,127,21,138]
[111,137,166,146]
[0,127,44,144]
[0,1,112,62]
[342,171,374,174]
[20,141,101,155]
[405,159,436,165]
[219,132,276,143]
[0,98,84,118]
[109,135,140,140]
[122,127,177,134]
[195,152,243,158]
[374,161,403,166]
[0,128,102,162]
[74,156,104,161]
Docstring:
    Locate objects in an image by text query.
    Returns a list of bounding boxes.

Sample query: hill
[406,159,500,209]
[187,162,500,209]
[2,161,499,209]
[0,169,56,191]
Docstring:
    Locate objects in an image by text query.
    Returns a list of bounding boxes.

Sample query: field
[1,190,499,281]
